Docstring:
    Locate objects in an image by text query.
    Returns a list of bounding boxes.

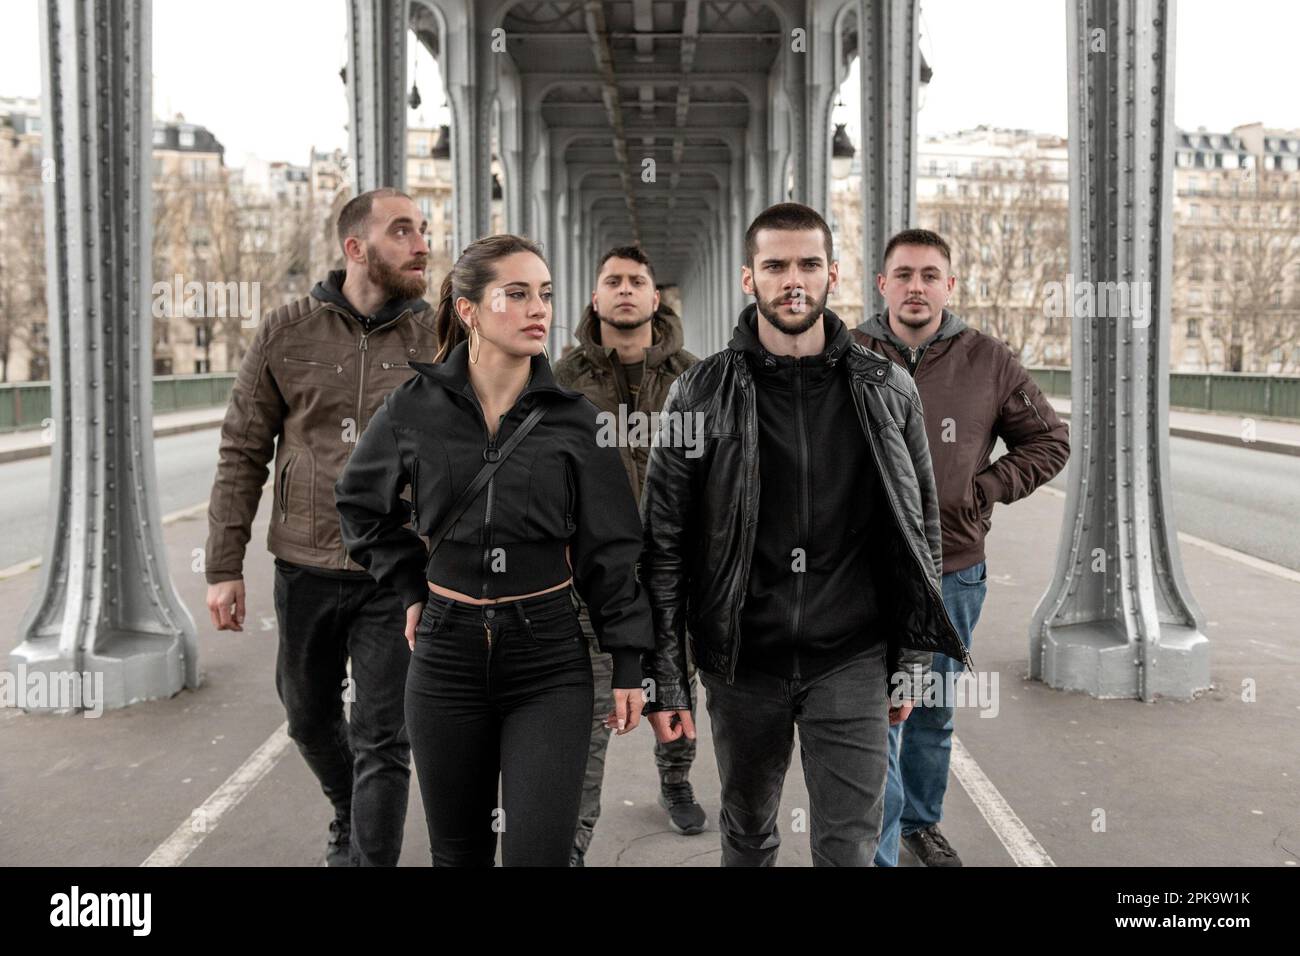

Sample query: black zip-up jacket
[734,309,883,680]
[640,306,970,712]
[334,340,653,687]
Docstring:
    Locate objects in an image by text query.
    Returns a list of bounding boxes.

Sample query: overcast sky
[2,0,1297,168]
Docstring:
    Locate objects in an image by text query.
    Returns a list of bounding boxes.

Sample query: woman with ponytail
[335,235,652,866]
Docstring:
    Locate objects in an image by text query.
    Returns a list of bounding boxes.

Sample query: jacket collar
[858,307,967,354]
[409,340,583,403]
[575,305,686,371]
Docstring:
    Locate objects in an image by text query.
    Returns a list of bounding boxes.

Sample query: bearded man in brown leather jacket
[204,189,438,866]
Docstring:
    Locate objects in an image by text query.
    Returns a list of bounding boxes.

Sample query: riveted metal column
[1030,0,1207,701]
[12,0,199,711]
[858,0,919,297]
[437,0,494,253]
[347,0,409,192]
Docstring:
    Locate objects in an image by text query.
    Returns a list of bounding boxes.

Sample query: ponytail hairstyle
[433,234,548,362]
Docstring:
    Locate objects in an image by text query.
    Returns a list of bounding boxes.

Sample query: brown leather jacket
[853,310,1070,572]
[552,305,697,499]
[204,274,437,583]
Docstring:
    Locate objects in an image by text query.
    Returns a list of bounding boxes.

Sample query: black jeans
[701,641,890,867]
[405,586,594,866]
[272,559,411,866]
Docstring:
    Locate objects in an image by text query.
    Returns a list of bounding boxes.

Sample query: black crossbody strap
[427,403,548,554]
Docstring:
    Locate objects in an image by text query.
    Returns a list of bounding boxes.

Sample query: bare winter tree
[920,159,1069,362]
[0,141,48,381]
[1174,169,1300,373]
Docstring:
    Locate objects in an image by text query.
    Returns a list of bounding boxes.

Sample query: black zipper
[727,365,758,685]
[790,362,808,680]
[278,457,293,521]
[284,356,342,373]
[410,458,419,528]
[1018,389,1050,432]
[850,376,975,673]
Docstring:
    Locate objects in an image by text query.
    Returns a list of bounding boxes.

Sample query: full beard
[367,248,428,301]
[756,285,829,336]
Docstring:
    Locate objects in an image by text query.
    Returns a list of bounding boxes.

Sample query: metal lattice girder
[12,0,199,711]
[1030,0,1208,701]
[858,0,919,304]
[347,0,410,192]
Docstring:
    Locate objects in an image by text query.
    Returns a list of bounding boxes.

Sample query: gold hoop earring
[468,325,481,365]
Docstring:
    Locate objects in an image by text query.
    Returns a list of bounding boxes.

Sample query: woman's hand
[605,686,645,735]
[404,602,424,651]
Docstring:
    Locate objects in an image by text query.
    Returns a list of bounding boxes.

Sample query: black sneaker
[901,825,962,867]
[657,781,708,835]
[326,812,353,867]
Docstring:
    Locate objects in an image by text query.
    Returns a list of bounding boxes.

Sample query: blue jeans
[876,560,988,867]
[703,641,890,867]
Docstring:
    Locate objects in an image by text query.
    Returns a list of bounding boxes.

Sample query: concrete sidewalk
[1051,397,1300,456]
[0,488,1297,866]
[0,407,227,464]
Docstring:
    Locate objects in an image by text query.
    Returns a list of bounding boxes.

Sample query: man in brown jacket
[854,229,1069,867]
[553,245,700,865]
[204,188,439,865]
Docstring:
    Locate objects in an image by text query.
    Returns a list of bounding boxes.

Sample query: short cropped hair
[744,202,834,267]
[882,228,952,271]
[596,244,656,284]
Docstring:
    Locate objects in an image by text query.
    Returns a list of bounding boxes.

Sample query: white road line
[950,734,1056,867]
[0,498,213,581]
[1039,485,1300,583]
[141,721,293,867]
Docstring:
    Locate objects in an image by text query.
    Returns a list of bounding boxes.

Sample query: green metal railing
[1026,367,1300,421]
[0,374,236,433]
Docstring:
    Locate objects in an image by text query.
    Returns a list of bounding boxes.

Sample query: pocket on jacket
[275,452,315,545]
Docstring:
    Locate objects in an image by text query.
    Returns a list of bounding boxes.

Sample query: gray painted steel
[1030,0,1208,700]
[348,0,410,193]
[13,0,199,712]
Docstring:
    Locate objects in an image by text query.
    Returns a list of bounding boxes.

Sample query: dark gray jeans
[701,641,890,867]
[273,558,411,866]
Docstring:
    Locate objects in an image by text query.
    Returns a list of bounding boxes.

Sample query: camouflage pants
[572,603,698,859]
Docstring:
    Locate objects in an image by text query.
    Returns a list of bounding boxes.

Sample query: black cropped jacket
[334,340,652,687]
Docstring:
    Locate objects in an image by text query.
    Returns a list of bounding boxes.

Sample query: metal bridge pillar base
[14,0,198,713]
[1030,0,1209,702]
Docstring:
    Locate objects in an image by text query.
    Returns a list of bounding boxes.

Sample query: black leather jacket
[640,307,971,711]
[334,341,653,687]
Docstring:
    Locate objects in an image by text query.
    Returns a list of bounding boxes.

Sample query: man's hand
[605,687,645,735]
[404,602,424,651]
[889,701,914,726]
[648,709,697,744]
[206,580,246,631]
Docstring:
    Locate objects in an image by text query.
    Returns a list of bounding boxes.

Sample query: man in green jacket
[554,245,700,865]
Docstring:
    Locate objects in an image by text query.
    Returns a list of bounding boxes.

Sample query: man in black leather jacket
[640,203,969,866]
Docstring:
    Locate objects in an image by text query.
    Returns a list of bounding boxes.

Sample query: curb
[1055,410,1300,457]
[0,416,225,465]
